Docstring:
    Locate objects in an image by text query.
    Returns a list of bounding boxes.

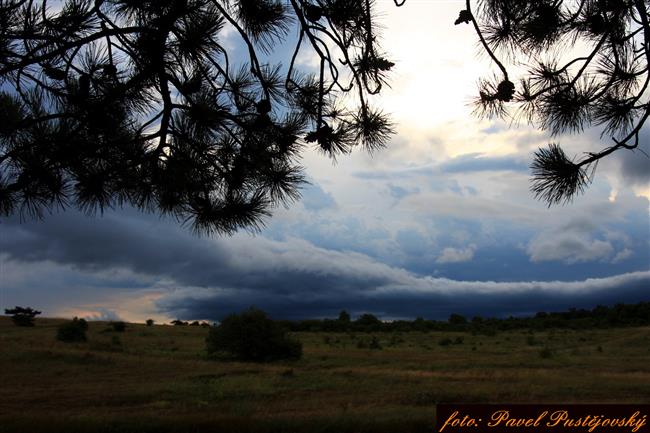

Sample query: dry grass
[1,317,649,432]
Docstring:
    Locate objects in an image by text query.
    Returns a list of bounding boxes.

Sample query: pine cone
[454,10,472,25]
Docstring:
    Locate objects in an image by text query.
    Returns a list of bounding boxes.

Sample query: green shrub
[111,321,126,332]
[57,317,88,342]
[438,338,453,346]
[205,308,302,362]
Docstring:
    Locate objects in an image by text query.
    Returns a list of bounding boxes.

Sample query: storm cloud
[2,207,648,321]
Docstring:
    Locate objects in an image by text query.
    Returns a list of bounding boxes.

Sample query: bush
[438,338,453,346]
[57,317,88,342]
[369,336,382,350]
[4,306,41,327]
[206,308,302,362]
[111,321,126,332]
[146,319,154,326]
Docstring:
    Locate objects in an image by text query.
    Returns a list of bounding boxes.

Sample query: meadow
[1,317,649,433]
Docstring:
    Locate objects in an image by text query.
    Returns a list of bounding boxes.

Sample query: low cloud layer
[157,271,649,321]
[2,208,648,321]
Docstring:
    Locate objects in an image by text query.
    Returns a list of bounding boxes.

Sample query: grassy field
[1,317,649,433]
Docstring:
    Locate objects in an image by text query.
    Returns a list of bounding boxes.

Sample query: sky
[1,1,649,323]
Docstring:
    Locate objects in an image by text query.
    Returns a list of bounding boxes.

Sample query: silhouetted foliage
[450,0,650,204]
[57,317,88,342]
[3,0,645,227]
[206,308,302,362]
[355,313,382,332]
[4,306,41,327]
[146,319,155,326]
[338,310,351,323]
[0,0,394,233]
[280,302,650,333]
[448,313,467,325]
[171,320,188,326]
[111,321,126,332]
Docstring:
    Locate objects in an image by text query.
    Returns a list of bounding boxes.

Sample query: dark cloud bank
[1,208,648,321]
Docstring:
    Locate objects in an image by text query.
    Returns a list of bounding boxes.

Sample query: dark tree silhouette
[4,306,42,326]
[452,0,650,205]
[0,0,395,234]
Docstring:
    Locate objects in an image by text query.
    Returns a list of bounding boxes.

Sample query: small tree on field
[57,317,88,342]
[4,306,41,327]
[206,308,302,362]
[146,319,155,326]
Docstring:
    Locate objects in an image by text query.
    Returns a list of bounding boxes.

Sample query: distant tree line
[275,302,650,333]
[170,319,211,327]
[5,302,648,333]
